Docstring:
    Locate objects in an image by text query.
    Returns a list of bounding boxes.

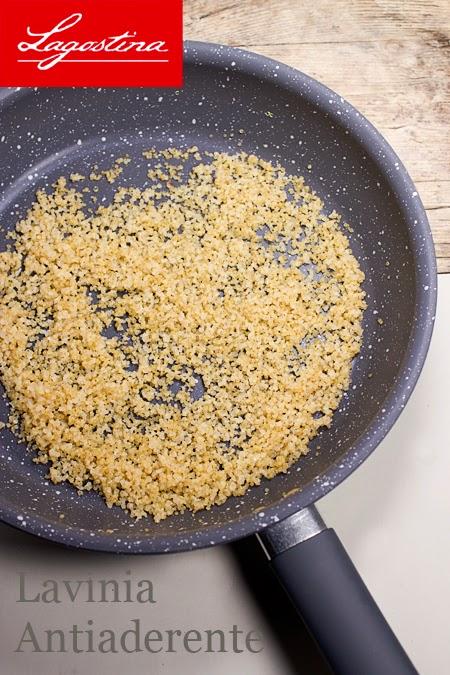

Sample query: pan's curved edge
[0,41,438,554]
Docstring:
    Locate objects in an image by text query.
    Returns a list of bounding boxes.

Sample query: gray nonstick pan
[0,42,437,674]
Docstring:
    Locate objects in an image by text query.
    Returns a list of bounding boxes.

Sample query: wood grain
[185,0,450,273]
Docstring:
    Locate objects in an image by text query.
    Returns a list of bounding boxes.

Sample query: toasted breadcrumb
[0,149,365,521]
[89,156,130,184]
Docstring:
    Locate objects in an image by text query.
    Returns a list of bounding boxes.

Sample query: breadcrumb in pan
[0,150,365,521]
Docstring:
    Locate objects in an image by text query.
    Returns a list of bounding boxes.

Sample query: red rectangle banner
[0,0,183,86]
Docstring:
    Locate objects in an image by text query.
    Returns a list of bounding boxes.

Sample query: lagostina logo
[17,12,169,70]
[0,0,182,86]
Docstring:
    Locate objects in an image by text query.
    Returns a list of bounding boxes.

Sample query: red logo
[0,0,182,86]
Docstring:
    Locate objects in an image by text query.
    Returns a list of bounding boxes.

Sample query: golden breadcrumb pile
[0,149,365,520]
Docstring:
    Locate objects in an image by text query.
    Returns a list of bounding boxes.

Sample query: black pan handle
[257,506,418,675]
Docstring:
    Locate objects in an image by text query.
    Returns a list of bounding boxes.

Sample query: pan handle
[257,506,418,675]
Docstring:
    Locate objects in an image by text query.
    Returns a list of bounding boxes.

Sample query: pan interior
[0,51,428,549]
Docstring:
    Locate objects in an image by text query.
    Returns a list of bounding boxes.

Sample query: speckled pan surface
[0,42,437,553]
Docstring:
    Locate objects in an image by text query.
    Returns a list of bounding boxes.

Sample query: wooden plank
[437,259,450,273]
[185,0,450,272]
[185,0,450,44]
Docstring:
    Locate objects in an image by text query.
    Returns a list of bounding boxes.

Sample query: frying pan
[0,42,437,674]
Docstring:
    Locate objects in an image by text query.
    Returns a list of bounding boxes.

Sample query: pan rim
[0,40,437,553]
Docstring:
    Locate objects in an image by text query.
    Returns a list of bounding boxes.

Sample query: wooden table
[185,0,450,273]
